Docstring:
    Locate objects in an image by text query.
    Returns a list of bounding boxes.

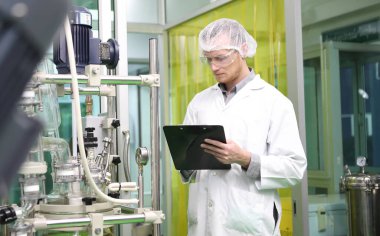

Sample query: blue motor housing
[53,6,92,74]
[53,6,119,74]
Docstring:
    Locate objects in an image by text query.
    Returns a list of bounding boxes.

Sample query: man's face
[201,49,242,85]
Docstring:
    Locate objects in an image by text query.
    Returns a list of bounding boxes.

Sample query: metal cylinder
[54,6,92,74]
[35,214,146,230]
[341,172,380,236]
[136,147,149,209]
[40,74,144,85]
[138,172,144,209]
[149,38,160,236]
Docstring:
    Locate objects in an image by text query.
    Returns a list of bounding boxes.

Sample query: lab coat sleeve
[255,97,307,190]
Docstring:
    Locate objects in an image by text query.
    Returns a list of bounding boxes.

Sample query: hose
[122,130,131,182]
[64,16,137,205]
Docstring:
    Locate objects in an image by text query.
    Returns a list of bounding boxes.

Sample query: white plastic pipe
[64,17,137,205]
[108,182,138,192]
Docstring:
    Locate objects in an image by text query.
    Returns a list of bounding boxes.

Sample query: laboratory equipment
[0,0,68,198]
[0,4,164,236]
[340,157,380,236]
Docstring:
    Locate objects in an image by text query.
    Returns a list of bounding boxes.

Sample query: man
[180,18,307,236]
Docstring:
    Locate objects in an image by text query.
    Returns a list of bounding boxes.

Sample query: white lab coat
[182,74,307,236]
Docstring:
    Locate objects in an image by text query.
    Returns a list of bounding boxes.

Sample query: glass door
[306,42,380,193]
[339,49,380,171]
[324,42,380,177]
[305,42,380,236]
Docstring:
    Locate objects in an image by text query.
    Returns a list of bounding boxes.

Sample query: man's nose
[210,62,220,71]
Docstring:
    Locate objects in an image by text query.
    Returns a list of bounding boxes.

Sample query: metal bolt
[94,228,101,235]
[92,68,99,75]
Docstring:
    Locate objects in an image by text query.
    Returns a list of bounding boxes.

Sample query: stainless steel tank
[340,157,380,236]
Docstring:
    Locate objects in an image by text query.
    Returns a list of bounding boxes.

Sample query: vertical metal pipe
[285,0,309,235]
[107,89,118,182]
[107,69,117,182]
[149,38,160,236]
[138,170,144,208]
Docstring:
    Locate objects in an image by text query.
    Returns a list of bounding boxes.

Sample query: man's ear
[240,43,248,58]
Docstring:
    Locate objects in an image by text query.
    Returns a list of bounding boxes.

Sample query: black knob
[112,155,121,165]
[82,197,96,206]
[85,127,95,132]
[0,206,17,224]
[111,119,120,128]
[108,192,120,199]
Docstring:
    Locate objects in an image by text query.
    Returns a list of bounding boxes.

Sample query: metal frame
[285,0,309,235]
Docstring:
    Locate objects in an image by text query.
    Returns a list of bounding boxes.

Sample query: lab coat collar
[210,74,267,110]
[211,73,266,91]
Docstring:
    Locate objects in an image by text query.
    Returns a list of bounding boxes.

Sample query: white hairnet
[199,18,257,58]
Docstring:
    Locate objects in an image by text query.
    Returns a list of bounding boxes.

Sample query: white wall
[127,0,159,23]
[301,0,380,48]
[165,0,211,24]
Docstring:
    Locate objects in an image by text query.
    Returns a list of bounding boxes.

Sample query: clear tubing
[64,17,137,205]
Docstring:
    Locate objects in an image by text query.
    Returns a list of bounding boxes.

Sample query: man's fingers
[204,138,224,147]
[203,148,228,163]
[201,143,226,155]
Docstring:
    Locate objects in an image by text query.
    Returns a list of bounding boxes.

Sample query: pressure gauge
[356,156,367,167]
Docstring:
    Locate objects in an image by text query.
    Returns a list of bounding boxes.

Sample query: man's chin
[214,74,226,81]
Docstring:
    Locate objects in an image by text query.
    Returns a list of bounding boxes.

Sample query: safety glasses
[200,50,237,67]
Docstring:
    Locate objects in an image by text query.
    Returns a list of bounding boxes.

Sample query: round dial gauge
[356,156,367,167]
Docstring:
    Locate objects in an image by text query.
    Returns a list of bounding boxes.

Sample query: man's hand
[200,139,251,168]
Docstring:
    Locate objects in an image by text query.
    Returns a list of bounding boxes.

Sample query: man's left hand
[200,139,251,168]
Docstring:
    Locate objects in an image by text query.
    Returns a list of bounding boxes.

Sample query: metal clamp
[85,65,101,87]
[140,74,160,87]
[144,210,165,224]
[89,213,103,235]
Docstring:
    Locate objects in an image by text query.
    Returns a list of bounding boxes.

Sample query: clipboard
[163,125,231,170]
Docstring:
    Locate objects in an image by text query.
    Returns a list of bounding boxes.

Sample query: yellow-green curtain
[167,0,289,235]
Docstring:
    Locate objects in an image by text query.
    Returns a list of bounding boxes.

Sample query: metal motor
[53,6,119,74]
[340,156,380,236]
